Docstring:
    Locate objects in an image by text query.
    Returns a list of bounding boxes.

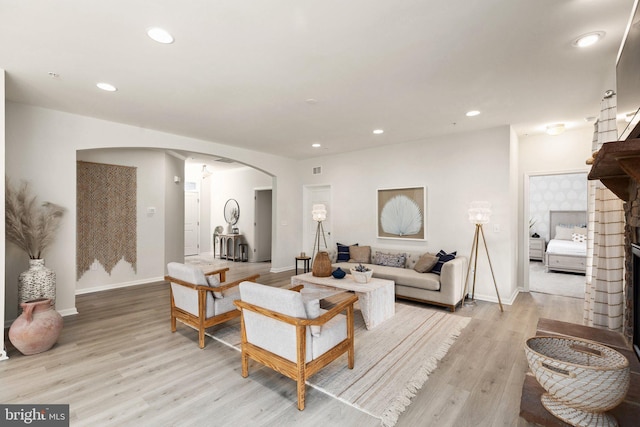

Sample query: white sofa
[327,247,468,312]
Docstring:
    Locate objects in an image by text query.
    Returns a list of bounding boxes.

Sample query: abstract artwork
[377,187,426,240]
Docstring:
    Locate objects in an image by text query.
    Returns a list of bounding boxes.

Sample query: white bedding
[546,239,587,256]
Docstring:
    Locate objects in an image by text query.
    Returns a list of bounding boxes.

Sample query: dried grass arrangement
[5,178,65,259]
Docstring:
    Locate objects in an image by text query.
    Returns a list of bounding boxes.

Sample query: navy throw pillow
[337,243,357,262]
[431,250,456,275]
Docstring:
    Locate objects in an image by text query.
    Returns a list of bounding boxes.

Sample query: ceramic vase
[9,298,63,355]
[18,259,56,313]
[312,251,332,277]
[332,267,346,279]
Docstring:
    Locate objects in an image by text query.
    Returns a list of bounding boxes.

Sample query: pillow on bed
[555,225,574,240]
[573,226,587,237]
[572,233,586,243]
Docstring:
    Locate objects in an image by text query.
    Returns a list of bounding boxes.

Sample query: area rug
[529,261,585,299]
[206,302,470,427]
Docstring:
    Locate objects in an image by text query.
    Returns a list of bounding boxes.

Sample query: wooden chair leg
[241,351,249,378]
[297,378,306,411]
[170,315,177,332]
[347,305,355,369]
[198,327,205,349]
[296,325,306,410]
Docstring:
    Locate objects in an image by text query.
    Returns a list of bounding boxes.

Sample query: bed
[544,210,587,274]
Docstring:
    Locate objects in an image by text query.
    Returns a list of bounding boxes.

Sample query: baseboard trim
[270,265,295,273]
[58,308,79,317]
[472,287,519,306]
[75,276,165,295]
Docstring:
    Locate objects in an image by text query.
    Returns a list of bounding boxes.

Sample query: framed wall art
[377,186,426,240]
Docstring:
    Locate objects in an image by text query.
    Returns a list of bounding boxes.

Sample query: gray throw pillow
[374,252,407,268]
[414,253,438,273]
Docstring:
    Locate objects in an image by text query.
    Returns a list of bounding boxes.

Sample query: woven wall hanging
[77,161,137,279]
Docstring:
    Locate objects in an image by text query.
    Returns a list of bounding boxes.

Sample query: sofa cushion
[432,250,456,275]
[336,242,357,262]
[372,264,441,291]
[373,251,407,268]
[349,245,371,263]
[414,252,438,273]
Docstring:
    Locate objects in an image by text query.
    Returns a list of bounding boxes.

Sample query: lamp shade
[468,201,491,224]
[312,204,327,222]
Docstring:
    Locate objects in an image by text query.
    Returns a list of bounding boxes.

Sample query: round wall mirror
[224,199,240,225]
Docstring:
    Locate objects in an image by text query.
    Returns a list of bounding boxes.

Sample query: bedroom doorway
[527,171,588,298]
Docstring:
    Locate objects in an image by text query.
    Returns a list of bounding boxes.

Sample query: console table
[219,234,243,262]
[291,272,395,330]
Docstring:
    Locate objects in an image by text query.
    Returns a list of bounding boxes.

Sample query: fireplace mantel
[588,138,640,200]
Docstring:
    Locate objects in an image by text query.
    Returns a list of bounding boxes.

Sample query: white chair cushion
[167,262,214,317]
[206,275,224,298]
[311,312,347,360]
[214,288,240,314]
[167,262,208,286]
[170,283,215,318]
[239,282,313,363]
[299,287,344,337]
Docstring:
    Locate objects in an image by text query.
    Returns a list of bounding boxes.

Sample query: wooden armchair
[165,262,259,349]
[234,281,358,410]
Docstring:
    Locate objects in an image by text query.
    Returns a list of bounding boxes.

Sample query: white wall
[298,125,520,305]
[75,149,171,292]
[164,153,185,266]
[1,70,7,360]
[4,102,300,319]
[518,127,593,290]
[209,167,273,262]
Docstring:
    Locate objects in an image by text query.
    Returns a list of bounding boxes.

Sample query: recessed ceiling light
[312,143,321,148]
[573,31,605,48]
[546,123,565,136]
[96,82,117,92]
[466,110,481,117]
[147,27,174,44]
[306,98,318,105]
[373,129,384,135]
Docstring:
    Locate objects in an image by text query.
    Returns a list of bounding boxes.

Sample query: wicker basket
[524,336,630,427]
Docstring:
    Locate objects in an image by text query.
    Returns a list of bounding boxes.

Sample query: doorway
[527,171,587,298]
[254,189,272,262]
[184,191,200,256]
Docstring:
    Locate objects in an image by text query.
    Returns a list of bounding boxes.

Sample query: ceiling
[0,0,636,160]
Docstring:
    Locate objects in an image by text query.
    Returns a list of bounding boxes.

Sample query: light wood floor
[1,259,584,427]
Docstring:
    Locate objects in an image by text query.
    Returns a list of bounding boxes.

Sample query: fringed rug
[206,302,470,427]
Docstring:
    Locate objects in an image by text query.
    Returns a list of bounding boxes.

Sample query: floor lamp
[311,204,327,264]
[463,201,504,312]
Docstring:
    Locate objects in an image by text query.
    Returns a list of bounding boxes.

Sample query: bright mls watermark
[1,405,69,426]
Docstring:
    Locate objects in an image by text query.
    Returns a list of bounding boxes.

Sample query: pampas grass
[5,178,65,259]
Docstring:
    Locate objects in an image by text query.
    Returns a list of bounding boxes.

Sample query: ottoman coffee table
[291,272,395,329]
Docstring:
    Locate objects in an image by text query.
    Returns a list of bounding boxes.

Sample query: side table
[295,256,311,275]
